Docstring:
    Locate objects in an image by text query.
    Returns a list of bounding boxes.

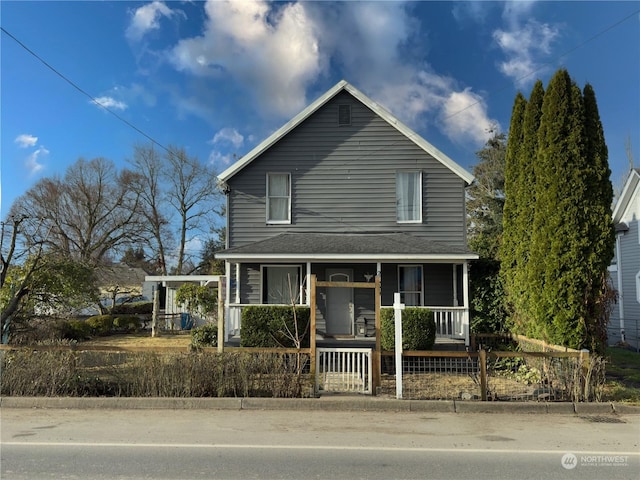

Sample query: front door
[326,269,354,336]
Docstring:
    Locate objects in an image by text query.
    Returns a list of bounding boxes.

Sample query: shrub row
[111,301,153,315]
[380,307,436,351]
[60,314,143,341]
[0,349,312,398]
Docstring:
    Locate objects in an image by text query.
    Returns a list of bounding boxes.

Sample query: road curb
[2,396,639,414]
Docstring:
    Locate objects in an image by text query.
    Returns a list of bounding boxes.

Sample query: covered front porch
[225,304,469,348]
[216,232,478,347]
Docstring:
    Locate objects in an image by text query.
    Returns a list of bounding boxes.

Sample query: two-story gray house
[216,80,478,346]
[609,168,640,351]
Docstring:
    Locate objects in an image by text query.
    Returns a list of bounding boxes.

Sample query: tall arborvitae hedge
[500,92,527,329]
[581,83,615,351]
[502,69,615,354]
[513,81,545,333]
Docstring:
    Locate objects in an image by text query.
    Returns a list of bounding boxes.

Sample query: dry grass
[81,332,192,348]
[379,373,537,400]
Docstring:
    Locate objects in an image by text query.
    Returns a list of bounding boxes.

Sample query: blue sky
[2,1,639,219]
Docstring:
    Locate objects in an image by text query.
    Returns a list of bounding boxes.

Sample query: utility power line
[0,26,171,155]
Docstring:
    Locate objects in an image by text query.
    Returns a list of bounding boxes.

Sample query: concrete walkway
[2,395,639,415]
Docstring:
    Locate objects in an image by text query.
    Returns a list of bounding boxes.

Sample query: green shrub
[381,307,436,351]
[112,302,153,315]
[60,320,93,341]
[113,315,142,332]
[85,315,114,335]
[241,306,310,348]
[191,322,218,348]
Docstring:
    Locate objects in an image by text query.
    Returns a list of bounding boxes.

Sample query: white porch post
[462,261,470,346]
[235,262,241,304]
[225,262,232,342]
[452,265,459,307]
[306,261,312,306]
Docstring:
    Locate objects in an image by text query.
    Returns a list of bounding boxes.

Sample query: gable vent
[338,104,351,126]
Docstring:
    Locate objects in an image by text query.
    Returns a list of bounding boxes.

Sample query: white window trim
[636,270,640,304]
[260,264,303,305]
[266,172,291,224]
[398,264,424,306]
[396,170,423,224]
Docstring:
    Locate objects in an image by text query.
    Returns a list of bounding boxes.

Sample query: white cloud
[451,1,493,25]
[165,0,497,146]
[442,89,497,144]
[170,0,321,117]
[25,146,49,176]
[112,83,157,108]
[209,150,235,169]
[372,70,497,145]
[126,1,183,42]
[15,134,38,148]
[211,128,244,149]
[494,3,560,86]
[306,2,498,145]
[93,96,128,111]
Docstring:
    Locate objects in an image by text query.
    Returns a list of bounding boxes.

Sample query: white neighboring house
[145,275,221,330]
[609,168,640,350]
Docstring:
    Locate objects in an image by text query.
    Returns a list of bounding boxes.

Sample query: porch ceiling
[216,232,478,262]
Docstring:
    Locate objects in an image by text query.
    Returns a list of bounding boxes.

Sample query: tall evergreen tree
[520,69,614,353]
[500,93,527,326]
[467,133,507,259]
[581,83,615,351]
[467,133,508,333]
[514,80,545,332]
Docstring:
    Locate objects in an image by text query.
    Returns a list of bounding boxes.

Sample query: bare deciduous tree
[11,157,145,265]
[128,144,174,274]
[164,146,220,274]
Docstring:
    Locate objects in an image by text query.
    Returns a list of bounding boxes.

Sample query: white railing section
[225,305,244,340]
[316,348,372,395]
[430,307,467,339]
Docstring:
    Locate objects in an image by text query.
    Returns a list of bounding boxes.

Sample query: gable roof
[215,232,478,262]
[218,80,474,185]
[95,264,148,287]
[613,168,640,224]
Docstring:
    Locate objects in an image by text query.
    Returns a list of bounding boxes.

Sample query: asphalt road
[2,408,639,479]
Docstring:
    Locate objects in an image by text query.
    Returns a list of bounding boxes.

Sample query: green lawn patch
[604,347,640,404]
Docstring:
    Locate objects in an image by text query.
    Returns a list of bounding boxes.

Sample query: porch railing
[430,307,468,340]
[225,305,244,340]
[226,305,469,344]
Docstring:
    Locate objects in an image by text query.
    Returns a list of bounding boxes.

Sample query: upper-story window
[267,173,291,224]
[397,171,422,223]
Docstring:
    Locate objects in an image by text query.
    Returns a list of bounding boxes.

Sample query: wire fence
[380,345,604,402]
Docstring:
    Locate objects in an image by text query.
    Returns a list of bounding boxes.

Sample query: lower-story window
[398,265,423,306]
[262,265,302,304]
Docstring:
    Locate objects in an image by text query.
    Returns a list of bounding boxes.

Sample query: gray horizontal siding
[621,220,640,337]
[228,91,467,249]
